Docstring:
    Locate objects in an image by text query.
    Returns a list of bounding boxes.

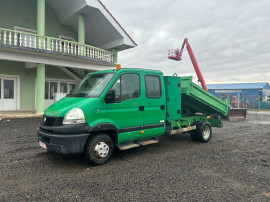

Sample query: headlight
[63,108,86,124]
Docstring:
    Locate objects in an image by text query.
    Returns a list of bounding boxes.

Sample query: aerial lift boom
[169,38,247,121]
[168,38,208,91]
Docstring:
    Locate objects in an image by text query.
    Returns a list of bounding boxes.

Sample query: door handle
[139,106,144,111]
[160,105,165,110]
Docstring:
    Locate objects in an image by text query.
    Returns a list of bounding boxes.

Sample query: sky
[102,0,270,84]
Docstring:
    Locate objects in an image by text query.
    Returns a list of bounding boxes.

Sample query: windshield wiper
[73,92,89,97]
[66,93,74,97]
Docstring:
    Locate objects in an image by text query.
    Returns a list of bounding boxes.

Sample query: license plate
[39,141,47,149]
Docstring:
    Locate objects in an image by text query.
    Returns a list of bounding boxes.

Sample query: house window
[45,81,57,99]
[59,36,76,42]
[60,83,67,93]
[4,80,14,99]
[69,84,77,93]
[59,35,77,54]
[45,80,77,100]
[49,82,58,99]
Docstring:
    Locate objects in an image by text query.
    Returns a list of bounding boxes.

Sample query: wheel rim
[202,125,211,140]
[94,142,110,159]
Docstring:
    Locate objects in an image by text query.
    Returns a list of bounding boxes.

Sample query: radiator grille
[43,116,63,126]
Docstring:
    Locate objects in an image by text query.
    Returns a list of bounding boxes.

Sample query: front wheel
[84,133,114,166]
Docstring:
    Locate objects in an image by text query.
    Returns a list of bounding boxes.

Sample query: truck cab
[38,68,168,165]
[38,67,228,165]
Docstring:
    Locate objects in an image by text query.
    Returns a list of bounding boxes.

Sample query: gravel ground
[0,111,269,201]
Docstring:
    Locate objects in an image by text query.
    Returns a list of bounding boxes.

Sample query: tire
[84,133,114,166]
[196,122,212,143]
[190,121,199,141]
[190,130,198,141]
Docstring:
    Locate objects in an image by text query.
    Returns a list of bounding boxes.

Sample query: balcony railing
[0,28,114,63]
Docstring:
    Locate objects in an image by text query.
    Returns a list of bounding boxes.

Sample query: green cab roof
[88,68,163,76]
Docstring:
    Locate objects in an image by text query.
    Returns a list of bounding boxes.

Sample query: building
[0,0,136,113]
[207,82,270,108]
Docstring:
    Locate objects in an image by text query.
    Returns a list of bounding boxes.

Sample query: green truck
[37,68,229,165]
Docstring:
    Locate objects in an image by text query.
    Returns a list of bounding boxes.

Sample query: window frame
[44,79,78,100]
[145,74,162,99]
[3,79,15,99]
[109,73,141,103]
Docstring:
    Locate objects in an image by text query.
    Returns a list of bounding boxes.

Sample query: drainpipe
[112,48,118,64]
[36,0,45,114]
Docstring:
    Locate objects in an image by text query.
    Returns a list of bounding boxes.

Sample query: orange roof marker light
[116,64,121,69]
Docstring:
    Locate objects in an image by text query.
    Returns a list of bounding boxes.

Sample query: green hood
[45,97,98,117]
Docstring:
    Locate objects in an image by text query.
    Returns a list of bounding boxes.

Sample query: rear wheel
[84,133,114,166]
[190,122,212,143]
[190,121,199,141]
[196,122,212,143]
[190,130,198,141]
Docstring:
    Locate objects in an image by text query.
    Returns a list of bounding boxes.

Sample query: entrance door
[0,77,17,111]
[45,81,58,109]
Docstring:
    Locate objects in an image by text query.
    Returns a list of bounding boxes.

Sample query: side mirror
[105,89,115,103]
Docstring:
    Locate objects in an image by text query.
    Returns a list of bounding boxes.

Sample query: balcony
[0,28,114,68]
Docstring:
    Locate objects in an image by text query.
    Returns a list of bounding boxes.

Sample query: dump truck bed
[181,76,229,117]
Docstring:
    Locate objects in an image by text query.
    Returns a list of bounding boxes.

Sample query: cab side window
[111,74,140,102]
[145,75,161,98]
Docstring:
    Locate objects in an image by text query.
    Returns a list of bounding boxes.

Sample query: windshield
[69,73,115,98]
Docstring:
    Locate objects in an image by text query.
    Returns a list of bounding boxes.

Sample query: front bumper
[37,127,89,154]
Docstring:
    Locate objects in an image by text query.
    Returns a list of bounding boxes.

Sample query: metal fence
[260,101,270,110]
[218,94,270,110]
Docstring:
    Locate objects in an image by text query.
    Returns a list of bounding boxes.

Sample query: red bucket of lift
[168,49,181,61]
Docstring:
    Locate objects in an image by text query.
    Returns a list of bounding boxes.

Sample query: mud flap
[227,108,247,122]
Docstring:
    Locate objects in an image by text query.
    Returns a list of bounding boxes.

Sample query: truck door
[142,74,166,137]
[106,73,143,143]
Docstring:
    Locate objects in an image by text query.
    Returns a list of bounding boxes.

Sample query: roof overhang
[46,0,137,51]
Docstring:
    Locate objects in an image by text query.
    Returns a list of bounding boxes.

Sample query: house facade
[0,0,136,113]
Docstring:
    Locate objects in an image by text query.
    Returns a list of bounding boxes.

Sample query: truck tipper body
[37,68,229,165]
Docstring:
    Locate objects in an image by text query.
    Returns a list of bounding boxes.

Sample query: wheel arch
[88,123,119,144]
